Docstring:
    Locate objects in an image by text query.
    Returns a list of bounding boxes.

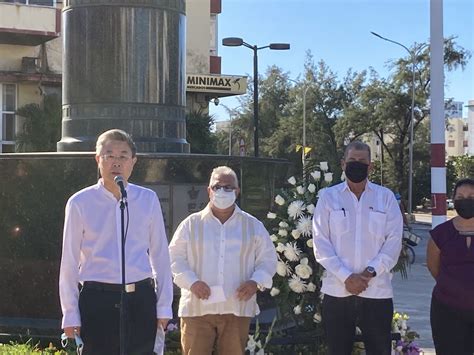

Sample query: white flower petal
[320,162,329,171]
[308,183,316,193]
[275,194,285,206]
[267,212,277,219]
[311,170,321,181]
[324,172,333,183]
[287,176,297,185]
[270,287,280,296]
[296,185,305,195]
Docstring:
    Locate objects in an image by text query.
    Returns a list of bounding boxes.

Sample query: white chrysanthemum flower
[308,183,316,193]
[311,170,321,181]
[295,258,313,279]
[306,204,315,215]
[324,172,333,183]
[270,234,278,242]
[287,176,297,185]
[275,194,285,206]
[293,305,302,315]
[291,229,301,240]
[313,313,322,323]
[267,212,276,219]
[306,239,313,248]
[278,229,288,237]
[296,216,312,237]
[275,243,285,253]
[296,185,305,195]
[276,261,290,276]
[341,171,346,181]
[288,274,307,293]
[278,221,289,228]
[307,282,317,292]
[270,287,280,296]
[320,162,329,171]
[287,200,305,220]
[283,242,301,261]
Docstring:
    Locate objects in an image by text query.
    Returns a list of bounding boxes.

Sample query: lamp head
[269,43,290,50]
[222,37,244,47]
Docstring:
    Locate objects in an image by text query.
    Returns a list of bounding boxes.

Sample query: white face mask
[211,189,236,209]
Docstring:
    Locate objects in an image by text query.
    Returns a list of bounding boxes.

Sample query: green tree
[335,37,470,203]
[185,110,217,154]
[15,94,62,152]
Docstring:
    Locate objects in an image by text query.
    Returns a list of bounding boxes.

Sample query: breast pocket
[368,211,387,239]
[329,210,349,237]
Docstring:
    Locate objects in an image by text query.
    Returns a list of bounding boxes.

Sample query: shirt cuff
[174,272,199,291]
[250,271,273,290]
[61,312,81,329]
[334,266,353,284]
[156,306,173,320]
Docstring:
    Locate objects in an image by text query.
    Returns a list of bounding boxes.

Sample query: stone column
[57,0,189,153]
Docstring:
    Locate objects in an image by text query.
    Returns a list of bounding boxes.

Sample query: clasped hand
[344,273,370,295]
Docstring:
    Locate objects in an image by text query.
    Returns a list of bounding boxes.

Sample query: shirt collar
[97,178,131,199]
[340,180,373,192]
[201,203,243,221]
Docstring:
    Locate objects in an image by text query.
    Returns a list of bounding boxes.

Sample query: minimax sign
[186,74,247,95]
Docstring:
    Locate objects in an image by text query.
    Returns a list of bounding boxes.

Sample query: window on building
[1,83,17,153]
[448,140,455,148]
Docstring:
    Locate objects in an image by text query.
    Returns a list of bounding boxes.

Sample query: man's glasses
[211,185,236,192]
[101,154,131,163]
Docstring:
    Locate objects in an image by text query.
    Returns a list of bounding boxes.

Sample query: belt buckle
[125,283,135,293]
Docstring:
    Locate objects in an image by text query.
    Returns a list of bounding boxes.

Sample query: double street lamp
[222,37,290,157]
[371,31,428,216]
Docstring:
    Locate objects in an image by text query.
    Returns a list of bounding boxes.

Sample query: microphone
[114,175,127,199]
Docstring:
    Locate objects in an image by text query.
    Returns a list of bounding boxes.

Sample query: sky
[209,0,474,121]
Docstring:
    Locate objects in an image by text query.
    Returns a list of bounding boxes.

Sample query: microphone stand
[119,194,127,355]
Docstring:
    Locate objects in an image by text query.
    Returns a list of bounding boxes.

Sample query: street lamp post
[371,31,427,216]
[222,37,290,157]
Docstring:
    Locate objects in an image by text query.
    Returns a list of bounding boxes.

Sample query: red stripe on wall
[56,8,61,34]
[431,143,445,167]
[431,193,447,215]
[210,0,222,14]
[210,56,221,74]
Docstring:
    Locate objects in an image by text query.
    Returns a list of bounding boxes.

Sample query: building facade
[0,0,61,152]
[0,0,246,152]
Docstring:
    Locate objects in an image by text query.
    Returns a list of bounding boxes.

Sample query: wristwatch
[365,266,376,277]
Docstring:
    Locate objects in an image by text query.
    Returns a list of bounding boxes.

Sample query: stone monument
[57,0,189,153]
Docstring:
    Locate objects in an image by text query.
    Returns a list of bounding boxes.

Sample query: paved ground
[392,214,438,354]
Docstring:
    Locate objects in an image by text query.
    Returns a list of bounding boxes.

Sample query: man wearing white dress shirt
[59,129,173,354]
[312,141,403,355]
[169,166,277,355]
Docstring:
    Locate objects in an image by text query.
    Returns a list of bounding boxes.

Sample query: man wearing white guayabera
[169,166,277,355]
[312,141,403,355]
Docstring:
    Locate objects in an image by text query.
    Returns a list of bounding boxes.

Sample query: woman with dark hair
[427,178,474,355]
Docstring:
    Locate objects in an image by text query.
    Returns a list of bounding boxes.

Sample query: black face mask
[344,161,369,183]
[454,199,474,219]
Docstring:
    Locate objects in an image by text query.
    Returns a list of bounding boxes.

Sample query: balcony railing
[0,0,57,6]
[0,1,60,45]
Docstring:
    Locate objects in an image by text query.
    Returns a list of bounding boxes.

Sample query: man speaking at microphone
[59,129,173,354]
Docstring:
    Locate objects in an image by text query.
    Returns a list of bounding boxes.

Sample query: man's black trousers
[322,294,393,355]
[78,279,157,355]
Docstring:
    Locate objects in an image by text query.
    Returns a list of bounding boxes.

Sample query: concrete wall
[186,0,210,74]
[0,2,57,33]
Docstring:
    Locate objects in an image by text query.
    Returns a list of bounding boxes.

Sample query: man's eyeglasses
[101,154,131,163]
[211,185,236,192]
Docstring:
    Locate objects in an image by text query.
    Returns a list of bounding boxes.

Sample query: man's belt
[82,278,154,293]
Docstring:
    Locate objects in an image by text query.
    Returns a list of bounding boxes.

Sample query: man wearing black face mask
[312,141,403,355]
